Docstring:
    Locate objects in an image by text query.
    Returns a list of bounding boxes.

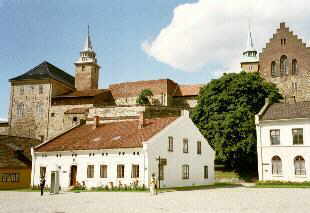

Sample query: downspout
[259,124,263,181]
[31,147,35,187]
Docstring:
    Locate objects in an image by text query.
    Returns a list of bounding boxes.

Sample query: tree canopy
[136,89,153,105]
[191,72,282,175]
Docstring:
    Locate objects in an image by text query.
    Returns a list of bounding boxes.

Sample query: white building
[31,110,215,189]
[256,100,310,182]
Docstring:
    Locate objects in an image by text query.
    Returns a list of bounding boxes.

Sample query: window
[40,167,46,178]
[39,85,43,94]
[19,86,24,95]
[292,128,303,145]
[271,61,277,77]
[183,138,188,153]
[270,129,280,145]
[82,65,85,71]
[117,164,125,178]
[73,117,78,122]
[292,82,297,90]
[51,113,55,117]
[131,165,139,178]
[197,141,202,154]
[168,136,173,152]
[159,165,164,180]
[36,103,43,114]
[271,156,282,175]
[182,165,189,179]
[204,166,208,179]
[292,59,298,75]
[87,165,94,178]
[100,165,107,178]
[16,103,24,118]
[280,55,288,75]
[294,156,306,176]
[0,173,20,183]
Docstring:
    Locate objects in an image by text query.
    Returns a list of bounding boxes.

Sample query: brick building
[242,22,310,102]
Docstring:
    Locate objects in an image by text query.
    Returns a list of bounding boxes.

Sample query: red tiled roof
[0,135,41,168]
[55,89,110,98]
[261,101,310,121]
[174,84,203,97]
[65,107,89,114]
[35,117,178,152]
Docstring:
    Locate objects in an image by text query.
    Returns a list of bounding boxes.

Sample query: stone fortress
[7,29,201,141]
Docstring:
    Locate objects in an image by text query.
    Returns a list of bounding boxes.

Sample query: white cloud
[142,0,310,74]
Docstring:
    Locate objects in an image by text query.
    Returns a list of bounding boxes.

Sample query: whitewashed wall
[257,118,310,181]
[145,114,215,188]
[32,148,145,189]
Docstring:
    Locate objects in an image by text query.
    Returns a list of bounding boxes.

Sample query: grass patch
[215,170,239,179]
[71,186,148,193]
[255,181,310,188]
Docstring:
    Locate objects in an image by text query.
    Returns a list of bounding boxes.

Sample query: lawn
[255,181,310,188]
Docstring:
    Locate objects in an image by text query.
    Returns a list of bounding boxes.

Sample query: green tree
[191,72,282,176]
[136,89,153,105]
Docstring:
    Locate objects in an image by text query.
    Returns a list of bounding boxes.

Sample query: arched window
[292,59,298,75]
[294,156,305,176]
[271,61,277,77]
[272,156,282,175]
[280,55,288,75]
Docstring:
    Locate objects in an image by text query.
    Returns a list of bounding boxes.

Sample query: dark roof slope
[0,135,41,168]
[10,61,75,88]
[36,117,178,152]
[261,101,310,121]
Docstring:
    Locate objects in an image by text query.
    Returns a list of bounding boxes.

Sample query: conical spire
[83,25,93,51]
[245,24,255,52]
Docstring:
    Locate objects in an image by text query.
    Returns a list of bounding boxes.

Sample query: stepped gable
[261,101,310,121]
[35,116,177,152]
[10,61,75,88]
[0,135,40,168]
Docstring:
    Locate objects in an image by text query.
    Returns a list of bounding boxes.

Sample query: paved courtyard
[1,187,310,213]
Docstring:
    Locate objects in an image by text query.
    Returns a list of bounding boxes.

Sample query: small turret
[74,25,100,91]
[240,25,259,73]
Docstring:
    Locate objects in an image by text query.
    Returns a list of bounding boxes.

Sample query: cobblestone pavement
[1,187,310,213]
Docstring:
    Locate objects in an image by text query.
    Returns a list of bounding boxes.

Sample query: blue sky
[1,0,310,119]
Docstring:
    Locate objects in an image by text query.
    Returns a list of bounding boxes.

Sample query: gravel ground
[1,187,310,213]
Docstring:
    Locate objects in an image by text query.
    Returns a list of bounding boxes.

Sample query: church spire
[240,23,259,73]
[83,25,93,51]
[75,25,97,64]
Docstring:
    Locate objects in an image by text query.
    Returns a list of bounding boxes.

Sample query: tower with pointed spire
[74,25,100,91]
[240,25,259,73]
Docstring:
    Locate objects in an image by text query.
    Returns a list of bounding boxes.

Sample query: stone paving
[1,187,310,213]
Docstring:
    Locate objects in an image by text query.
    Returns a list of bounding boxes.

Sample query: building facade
[256,100,310,181]
[32,111,215,189]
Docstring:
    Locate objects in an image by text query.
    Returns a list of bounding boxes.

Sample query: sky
[1,0,310,119]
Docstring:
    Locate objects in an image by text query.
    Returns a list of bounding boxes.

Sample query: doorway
[70,165,77,186]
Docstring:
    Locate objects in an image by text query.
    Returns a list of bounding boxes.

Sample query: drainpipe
[31,147,35,187]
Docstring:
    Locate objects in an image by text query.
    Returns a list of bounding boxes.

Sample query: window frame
[292,59,298,75]
[280,55,288,75]
[131,164,139,178]
[182,165,190,180]
[270,129,280,145]
[168,136,173,152]
[197,141,202,154]
[271,61,277,77]
[271,156,282,176]
[183,138,189,153]
[87,165,94,178]
[292,128,303,145]
[100,165,107,178]
[294,156,306,176]
[204,166,208,179]
[117,164,125,178]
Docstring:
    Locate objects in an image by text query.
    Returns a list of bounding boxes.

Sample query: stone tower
[240,25,259,73]
[74,26,100,91]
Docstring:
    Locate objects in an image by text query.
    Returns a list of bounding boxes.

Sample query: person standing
[150,173,157,196]
[40,176,46,196]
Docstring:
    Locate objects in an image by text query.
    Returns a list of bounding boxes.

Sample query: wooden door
[70,165,77,186]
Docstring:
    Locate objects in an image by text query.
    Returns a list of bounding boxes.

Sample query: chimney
[93,116,100,129]
[138,112,145,129]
